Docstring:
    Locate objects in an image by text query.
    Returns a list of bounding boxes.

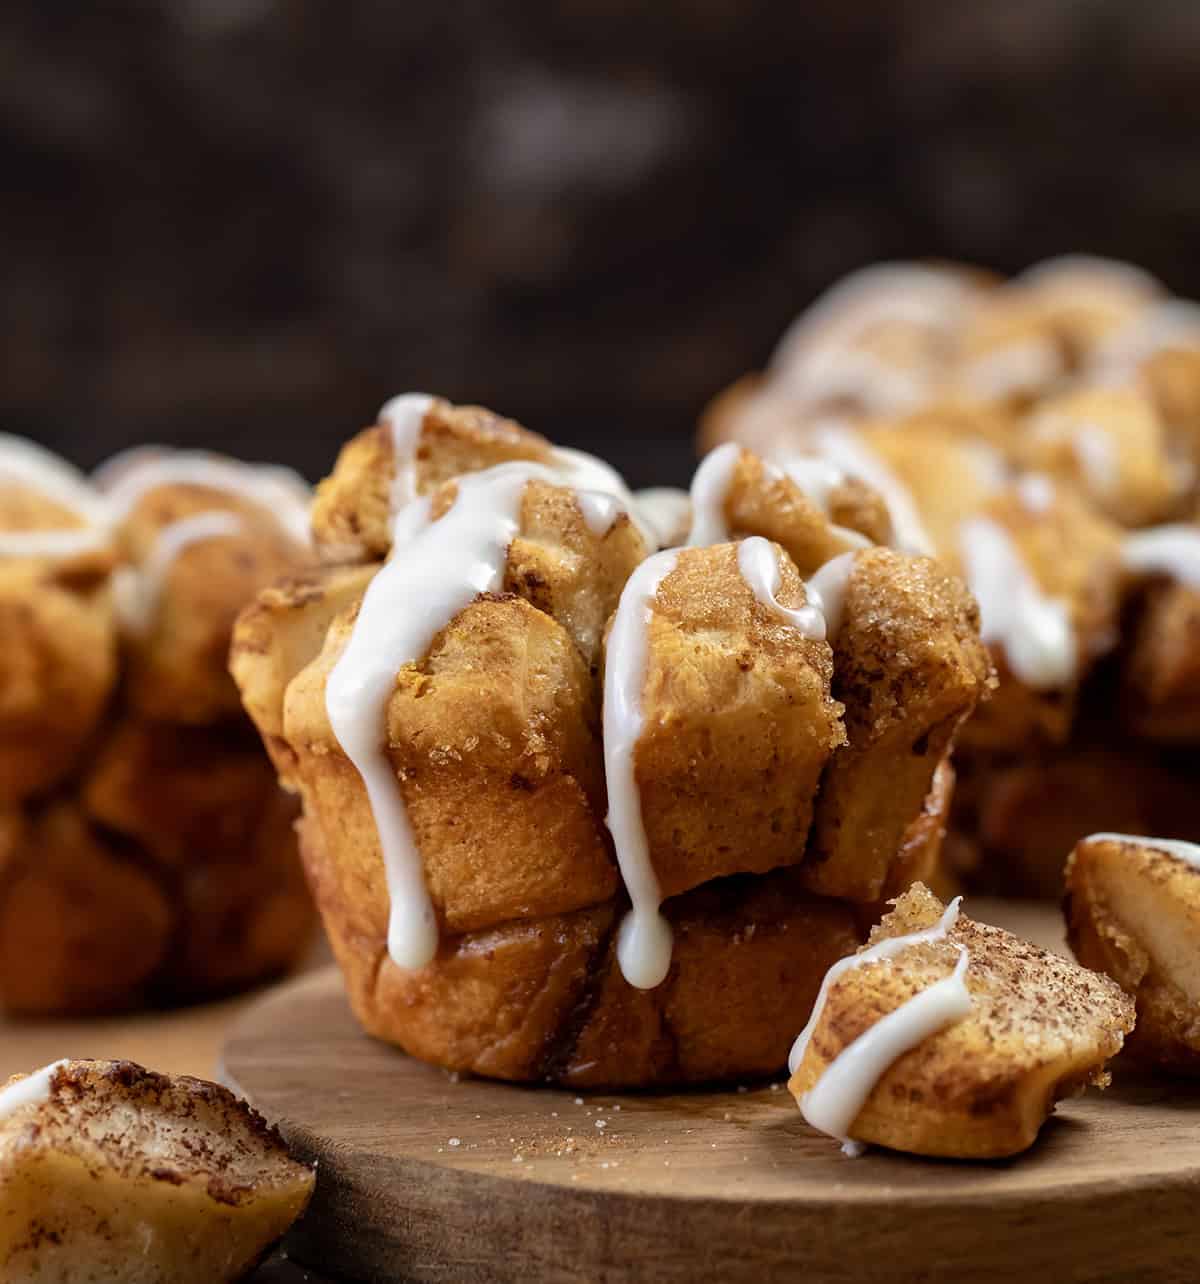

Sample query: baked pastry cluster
[701,256,1200,896]
[0,438,314,1013]
[789,883,1133,1158]
[233,395,992,1087]
[0,1058,313,1281]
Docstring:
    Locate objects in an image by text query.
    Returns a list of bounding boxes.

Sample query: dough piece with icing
[803,548,992,902]
[562,869,862,1089]
[949,288,1068,405]
[953,482,1123,753]
[851,417,1014,557]
[790,883,1133,1158]
[0,1059,313,1283]
[311,396,553,562]
[1021,386,1186,528]
[605,541,843,978]
[230,562,378,783]
[1065,832,1200,1072]
[288,587,617,940]
[691,444,891,572]
[111,461,311,725]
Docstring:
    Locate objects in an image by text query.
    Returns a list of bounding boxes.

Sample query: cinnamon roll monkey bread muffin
[0,437,315,1014]
[233,395,992,1087]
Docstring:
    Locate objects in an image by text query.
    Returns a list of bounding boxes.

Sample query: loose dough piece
[1065,832,1200,1072]
[0,1059,313,1283]
[789,884,1134,1157]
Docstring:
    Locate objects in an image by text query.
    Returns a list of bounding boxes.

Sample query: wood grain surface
[221,901,1200,1284]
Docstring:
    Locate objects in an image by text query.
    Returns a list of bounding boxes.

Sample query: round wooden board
[222,902,1200,1284]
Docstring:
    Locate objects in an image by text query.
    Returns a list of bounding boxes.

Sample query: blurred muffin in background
[702,255,1200,898]
[0,437,314,1015]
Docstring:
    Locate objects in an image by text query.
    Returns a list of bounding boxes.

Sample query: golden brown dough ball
[952,482,1123,753]
[718,446,892,571]
[0,802,171,1015]
[0,554,118,805]
[632,542,842,901]
[803,548,992,901]
[1021,386,1186,528]
[114,482,309,725]
[297,589,618,936]
[312,398,552,563]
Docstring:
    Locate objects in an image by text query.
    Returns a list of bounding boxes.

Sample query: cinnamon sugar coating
[0,1059,313,1282]
[790,884,1134,1157]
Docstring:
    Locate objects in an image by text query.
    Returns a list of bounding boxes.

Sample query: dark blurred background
[4,0,1200,487]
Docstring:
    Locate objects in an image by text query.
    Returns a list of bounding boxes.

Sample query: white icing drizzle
[770,263,976,379]
[790,898,972,1154]
[804,552,858,641]
[0,435,109,526]
[0,527,111,560]
[790,897,964,1074]
[1122,525,1200,589]
[1091,299,1200,373]
[801,949,971,1152]
[1072,426,1118,499]
[101,451,311,547]
[1085,832,1200,871]
[812,424,935,556]
[772,453,847,515]
[960,337,1061,400]
[1018,254,1161,303]
[685,443,742,546]
[736,537,827,639]
[379,392,651,545]
[773,346,931,417]
[379,392,435,514]
[766,263,982,416]
[548,447,653,542]
[633,487,692,550]
[327,462,637,973]
[114,510,245,636]
[0,1059,66,1122]
[327,465,534,971]
[1029,409,1118,500]
[603,549,682,991]
[959,516,1076,689]
[1016,472,1056,514]
[964,441,1011,493]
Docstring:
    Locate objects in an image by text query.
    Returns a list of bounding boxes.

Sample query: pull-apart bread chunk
[234,398,990,1086]
[0,1059,313,1283]
[1065,833,1200,1072]
[0,439,315,1014]
[802,548,991,902]
[789,884,1133,1157]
